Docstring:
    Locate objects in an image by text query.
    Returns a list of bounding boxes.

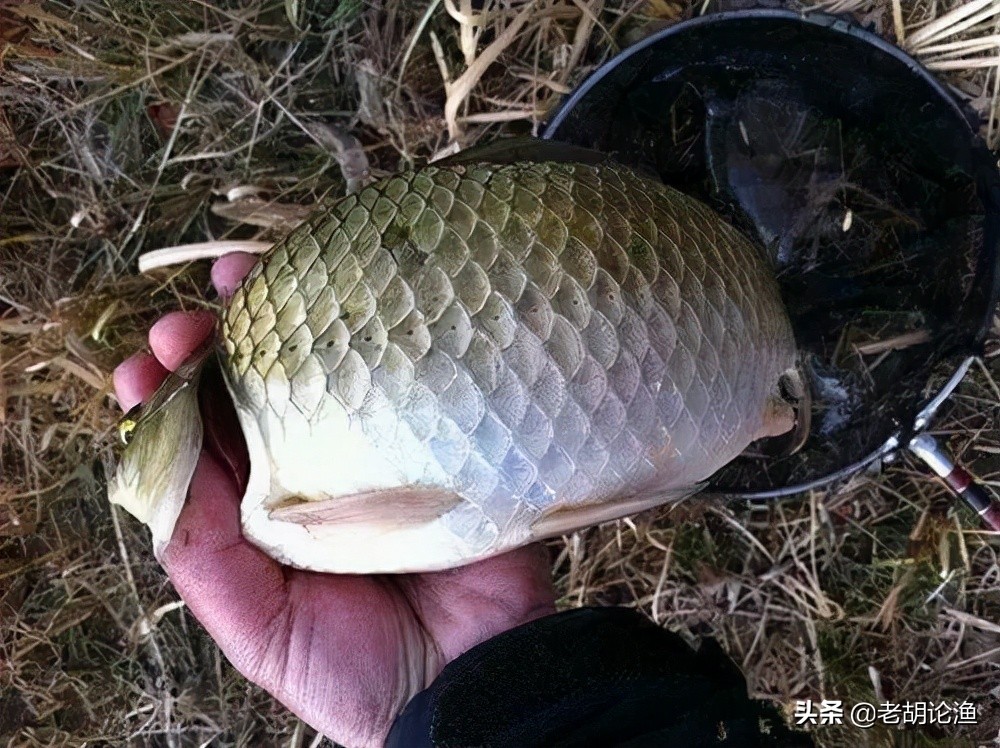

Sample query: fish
[109,139,803,573]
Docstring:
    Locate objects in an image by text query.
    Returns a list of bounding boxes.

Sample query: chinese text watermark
[793,699,977,728]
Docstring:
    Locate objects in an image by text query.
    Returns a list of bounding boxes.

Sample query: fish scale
[212,156,798,572]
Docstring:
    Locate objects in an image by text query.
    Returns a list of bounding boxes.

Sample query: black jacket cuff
[386,606,812,747]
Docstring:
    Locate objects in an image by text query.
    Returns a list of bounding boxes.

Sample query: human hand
[113,253,557,748]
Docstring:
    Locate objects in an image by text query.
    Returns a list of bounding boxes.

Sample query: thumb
[160,451,291,679]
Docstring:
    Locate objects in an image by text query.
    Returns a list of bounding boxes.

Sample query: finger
[113,352,169,411]
[159,451,292,682]
[160,451,288,635]
[211,252,259,298]
[148,310,216,372]
[405,543,557,664]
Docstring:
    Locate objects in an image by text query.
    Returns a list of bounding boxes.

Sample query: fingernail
[113,352,168,411]
[149,311,216,371]
[211,253,259,298]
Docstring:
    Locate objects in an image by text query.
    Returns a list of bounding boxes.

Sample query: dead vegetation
[2,0,1000,745]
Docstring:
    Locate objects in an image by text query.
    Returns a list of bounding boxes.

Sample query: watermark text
[793,699,977,728]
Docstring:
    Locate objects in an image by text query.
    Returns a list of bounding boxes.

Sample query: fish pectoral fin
[529,483,705,540]
[267,487,461,530]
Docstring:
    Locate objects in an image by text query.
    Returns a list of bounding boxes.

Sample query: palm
[113,254,555,748]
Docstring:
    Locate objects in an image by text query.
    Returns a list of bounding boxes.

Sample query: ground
[2,1,1000,746]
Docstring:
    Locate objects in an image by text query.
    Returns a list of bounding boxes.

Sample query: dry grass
[2,1,1000,745]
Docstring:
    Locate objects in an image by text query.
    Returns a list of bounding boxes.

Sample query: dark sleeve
[386,607,813,747]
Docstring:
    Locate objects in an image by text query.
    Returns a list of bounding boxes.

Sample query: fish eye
[118,403,143,445]
[118,418,137,445]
